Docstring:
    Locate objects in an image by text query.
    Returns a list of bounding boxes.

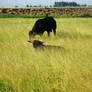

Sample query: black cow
[29,17,56,38]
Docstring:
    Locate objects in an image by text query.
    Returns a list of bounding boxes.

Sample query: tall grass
[0,18,92,92]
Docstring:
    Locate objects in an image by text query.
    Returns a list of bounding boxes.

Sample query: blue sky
[0,0,92,7]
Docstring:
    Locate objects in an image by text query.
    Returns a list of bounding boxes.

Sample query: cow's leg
[47,31,50,37]
[40,34,43,37]
[53,29,56,36]
[40,32,44,37]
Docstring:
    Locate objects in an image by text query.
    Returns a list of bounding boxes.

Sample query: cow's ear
[27,41,32,43]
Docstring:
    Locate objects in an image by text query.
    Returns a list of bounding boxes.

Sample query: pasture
[0,18,92,92]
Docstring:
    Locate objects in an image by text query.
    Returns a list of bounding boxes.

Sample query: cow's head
[27,40,44,48]
[29,31,35,39]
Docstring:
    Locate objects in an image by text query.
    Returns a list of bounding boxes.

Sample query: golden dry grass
[0,18,92,92]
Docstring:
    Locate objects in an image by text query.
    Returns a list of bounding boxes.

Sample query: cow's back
[38,17,56,30]
[32,17,56,33]
[46,17,56,29]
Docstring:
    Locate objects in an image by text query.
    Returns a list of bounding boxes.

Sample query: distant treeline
[54,2,86,7]
[15,1,87,8]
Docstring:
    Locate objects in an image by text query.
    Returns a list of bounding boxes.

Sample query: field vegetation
[0,18,92,92]
[0,14,92,18]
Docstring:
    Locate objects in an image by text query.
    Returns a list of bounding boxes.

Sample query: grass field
[0,18,92,92]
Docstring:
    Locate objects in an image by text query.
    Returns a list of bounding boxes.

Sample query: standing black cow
[29,17,56,38]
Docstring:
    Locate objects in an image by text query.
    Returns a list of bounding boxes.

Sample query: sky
[0,0,92,8]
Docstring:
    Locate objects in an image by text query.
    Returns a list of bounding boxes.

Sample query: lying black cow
[29,17,56,38]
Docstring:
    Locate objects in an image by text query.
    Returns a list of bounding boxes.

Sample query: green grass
[0,14,92,18]
[0,14,47,18]
[0,18,92,92]
[0,14,61,18]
